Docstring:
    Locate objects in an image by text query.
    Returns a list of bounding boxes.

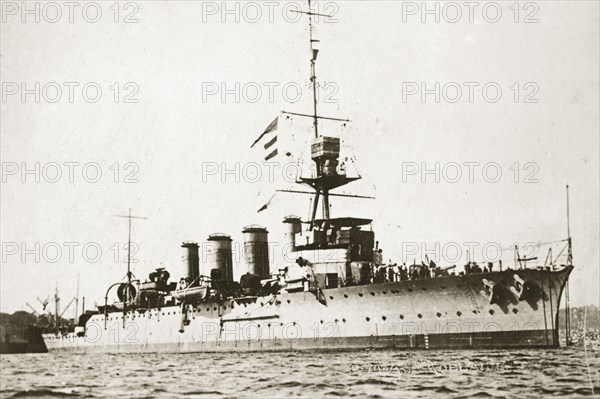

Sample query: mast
[565,184,572,344]
[74,273,80,322]
[114,209,146,321]
[289,1,361,228]
[54,285,60,332]
[308,0,319,138]
[566,184,572,265]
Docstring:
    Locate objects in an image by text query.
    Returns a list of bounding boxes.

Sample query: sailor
[464,262,471,275]
[487,262,494,273]
[393,263,401,282]
[420,262,429,279]
[296,257,307,267]
[328,224,337,245]
[373,248,383,266]
[376,265,386,283]
[400,263,408,281]
[387,265,395,282]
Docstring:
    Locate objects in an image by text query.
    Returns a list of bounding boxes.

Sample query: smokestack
[181,242,200,287]
[206,234,233,281]
[283,216,302,252]
[242,225,270,277]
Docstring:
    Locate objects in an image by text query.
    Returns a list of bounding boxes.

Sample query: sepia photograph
[1,1,599,398]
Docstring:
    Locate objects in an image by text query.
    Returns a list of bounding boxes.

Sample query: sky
[1,0,598,315]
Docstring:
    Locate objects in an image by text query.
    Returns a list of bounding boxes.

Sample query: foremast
[293,0,360,228]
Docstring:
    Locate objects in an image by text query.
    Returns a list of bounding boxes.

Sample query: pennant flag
[251,117,281,161]
[265,148,278,161]
[250,117,278,148]
[257,193,276,213]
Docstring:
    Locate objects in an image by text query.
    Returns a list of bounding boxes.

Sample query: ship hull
[0,326,47,354]
[43,267,572,353]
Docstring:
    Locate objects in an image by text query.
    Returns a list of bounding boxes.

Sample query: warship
[43,1,573,353]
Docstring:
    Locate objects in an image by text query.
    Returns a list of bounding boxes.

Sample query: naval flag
[251,117,280,161]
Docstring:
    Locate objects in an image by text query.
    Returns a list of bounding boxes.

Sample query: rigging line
[497,239,568,252]
[282,111,351,123]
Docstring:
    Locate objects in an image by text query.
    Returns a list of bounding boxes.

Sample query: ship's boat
[172,286,209,302]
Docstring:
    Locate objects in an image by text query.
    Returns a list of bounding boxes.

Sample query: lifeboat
[172,285,209,302]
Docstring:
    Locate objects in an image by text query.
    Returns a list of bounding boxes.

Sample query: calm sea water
[1,348,598,398]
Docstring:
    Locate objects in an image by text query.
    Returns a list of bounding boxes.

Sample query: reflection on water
[1,348,598,398]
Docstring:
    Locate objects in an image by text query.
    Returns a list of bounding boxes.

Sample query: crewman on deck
[393,263,400,282]
[400,263,408,281]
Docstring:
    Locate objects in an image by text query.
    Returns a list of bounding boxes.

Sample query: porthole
[382,316,387,321]
[400,315,404,319]
[206,308,210,312]
[417,313,423,318]
[436,312,442,318]
[344,294,348,298]
[408,288,413,293]
[329,296,334,300]
[213,307,217,311]
[370,292,375,296]
[342,318,346,323]
[457,311,462,317]
[382,291,387,295]
[358,293,363,297]
[512,308,519,314]
[366,317,370,321]
[472,310,478,314]
[335,319,339,323]
[320,320,324,324]
[489,309,495,315]
[287,299,291,304]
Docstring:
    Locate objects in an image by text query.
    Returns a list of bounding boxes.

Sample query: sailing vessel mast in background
[565,184,572,344]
